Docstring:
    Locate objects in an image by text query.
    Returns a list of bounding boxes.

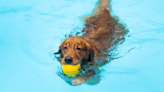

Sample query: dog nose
[65,56,73,64]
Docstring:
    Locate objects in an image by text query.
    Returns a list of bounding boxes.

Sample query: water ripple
[0,6,32,14]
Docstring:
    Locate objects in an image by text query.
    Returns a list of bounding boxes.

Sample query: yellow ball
[62,64,81,77]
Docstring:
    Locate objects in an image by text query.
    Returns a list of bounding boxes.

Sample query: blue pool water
[0,0,164,92]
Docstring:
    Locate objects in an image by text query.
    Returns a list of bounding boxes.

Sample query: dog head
[55,36,94,65]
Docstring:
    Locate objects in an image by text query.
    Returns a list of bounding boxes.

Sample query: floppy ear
[54,46,63,58]
[86,42,94,64]
[88,48,94,63]
[54,48,61,54]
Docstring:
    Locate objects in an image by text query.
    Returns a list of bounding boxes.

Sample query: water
[0,0,164,92]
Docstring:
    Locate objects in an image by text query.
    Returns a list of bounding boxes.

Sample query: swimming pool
[0,0,164,92]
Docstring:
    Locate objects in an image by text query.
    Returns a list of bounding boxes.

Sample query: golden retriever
[55,0,128,85]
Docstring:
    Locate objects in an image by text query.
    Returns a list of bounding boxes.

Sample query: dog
[55,0,128,85]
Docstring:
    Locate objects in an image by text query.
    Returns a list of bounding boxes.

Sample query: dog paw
[72,77,87,85]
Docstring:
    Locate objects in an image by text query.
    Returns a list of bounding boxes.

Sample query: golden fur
[55,0,128,85]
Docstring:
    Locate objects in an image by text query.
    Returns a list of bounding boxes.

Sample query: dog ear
[54,46,63,58]
[88,48,94,63]
[54,48,61,54]
[86,42,94,64]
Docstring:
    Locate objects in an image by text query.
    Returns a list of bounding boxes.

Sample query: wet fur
[55,0,128,85]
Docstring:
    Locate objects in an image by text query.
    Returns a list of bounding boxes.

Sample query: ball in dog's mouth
[62,64,81,77]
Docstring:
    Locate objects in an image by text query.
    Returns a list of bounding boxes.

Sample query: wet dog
[55,0,128,85]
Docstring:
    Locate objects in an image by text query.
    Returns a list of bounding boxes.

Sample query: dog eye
[77,47,81,50]
[64,46,67,49]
